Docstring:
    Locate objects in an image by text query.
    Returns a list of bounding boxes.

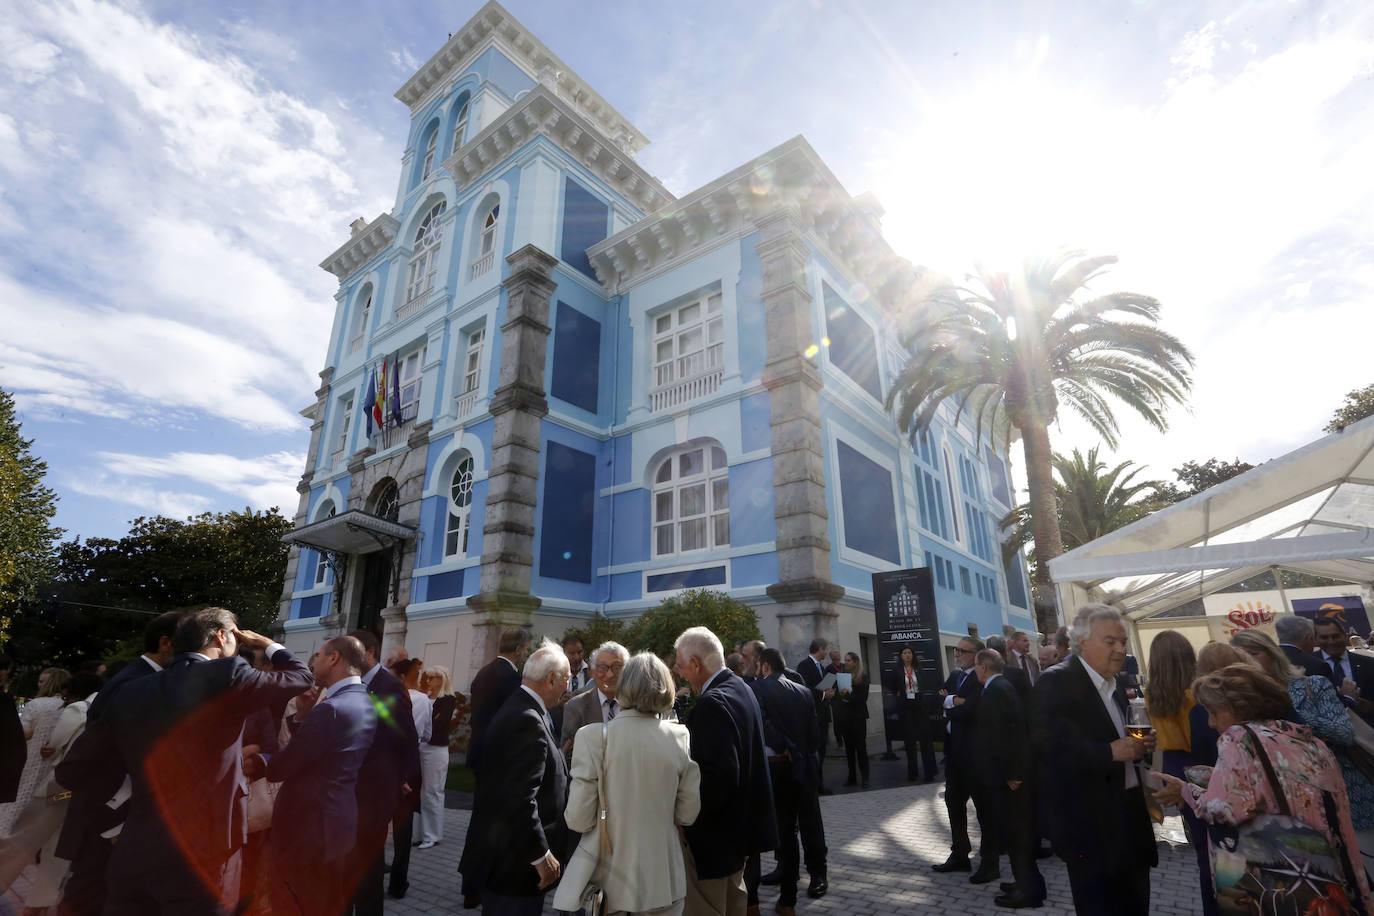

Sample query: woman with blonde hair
[556,652,700,916]
[1231,628,1374,850]
[835,652,871,788]
[417,664,455,849]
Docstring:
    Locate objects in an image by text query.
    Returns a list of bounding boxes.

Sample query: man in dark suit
[64,608,311,915]
[1276,614,1325,675]
[1007,631,1042,686]
[1033,604,1156,916]
[466,627,532,772]
[987,635,1030,700]
[55,610,183,916]
[933,635,985,873]
[674,626,778,916]
[971,650,1045,908]
[1314,616,1374,725]
[795,638,836,794]
[753,648,828,916]
[458,641,571,916]
[346,629,421,912]
[245,635,378,916]
[0,654,23,805]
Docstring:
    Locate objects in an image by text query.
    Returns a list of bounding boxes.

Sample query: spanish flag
[373,358,387,431]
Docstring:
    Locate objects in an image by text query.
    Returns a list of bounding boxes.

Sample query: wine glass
[1126,702,1153,742]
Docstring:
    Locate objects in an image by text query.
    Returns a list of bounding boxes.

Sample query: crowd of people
[6,604,1374,915]
[0,609,460,916]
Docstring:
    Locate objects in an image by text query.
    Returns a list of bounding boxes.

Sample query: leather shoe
[932,856,971,873]
[746,907,761,916]
[994,892,1045,908]
[775,904,797,916]
[462,893,481,909]
[387,882,409,899]
[760,868,780,885]
[969,865,1000,884]
[807,878,828,899]
[1000,882,1017,894]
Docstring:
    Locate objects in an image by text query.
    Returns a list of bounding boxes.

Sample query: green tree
[622,589,761,660]
[0,389,62,642]
[888,252,1193,633]
[560,612,627,653]
[1004,447,1164,577]
[1325,383,1374,433]
[1151,457,1254,503]
[8,508,291,669]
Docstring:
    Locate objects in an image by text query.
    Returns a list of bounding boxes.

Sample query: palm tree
[1002,446,1165,579]
[887,252,1193,634]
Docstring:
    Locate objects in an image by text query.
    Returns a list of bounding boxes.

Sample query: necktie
[606,698,617,721]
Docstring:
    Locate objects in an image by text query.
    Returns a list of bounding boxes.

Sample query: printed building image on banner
[1292,595,1372,638]
[872,568,942,743]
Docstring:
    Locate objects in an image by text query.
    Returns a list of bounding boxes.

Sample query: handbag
[574,720,612,915]
[1206,724,1366,915]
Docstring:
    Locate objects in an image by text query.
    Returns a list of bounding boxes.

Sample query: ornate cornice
[319,214,399,281]
[395,1,648,156]
[440,86,673,214]
[586,136,948,319]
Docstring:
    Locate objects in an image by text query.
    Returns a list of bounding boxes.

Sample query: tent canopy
[1048,414,1374,621]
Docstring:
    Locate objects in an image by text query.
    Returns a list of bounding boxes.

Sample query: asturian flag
[364,368,377,436]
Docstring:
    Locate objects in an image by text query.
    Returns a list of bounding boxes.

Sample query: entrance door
[358,548,392,634]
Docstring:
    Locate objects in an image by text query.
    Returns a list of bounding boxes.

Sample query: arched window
[405,201,446,304]
[421,129,438,180]
[444,454,475,558]
[375,481,400,522]
[452,96,470,154]
[652,445,729,557]
[471,201,499,279]
[351,287,372,352]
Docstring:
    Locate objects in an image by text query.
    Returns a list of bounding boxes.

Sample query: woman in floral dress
[1155,663,1374,914]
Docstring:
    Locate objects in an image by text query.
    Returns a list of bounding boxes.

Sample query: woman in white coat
[556,652,701,916]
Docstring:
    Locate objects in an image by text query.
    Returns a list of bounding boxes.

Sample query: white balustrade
[649,368,723,412]
[470,251,494,279]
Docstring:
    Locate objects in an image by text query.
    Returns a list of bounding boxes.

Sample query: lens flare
[804,344,820,359]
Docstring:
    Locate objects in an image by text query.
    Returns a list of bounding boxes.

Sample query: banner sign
[872,567,942,741]
[1293,595,1371,638]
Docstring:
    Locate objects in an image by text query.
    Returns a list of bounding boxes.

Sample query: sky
[3,0,1373,542]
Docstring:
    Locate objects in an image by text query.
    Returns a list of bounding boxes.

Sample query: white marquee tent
[1048,414,1374,628]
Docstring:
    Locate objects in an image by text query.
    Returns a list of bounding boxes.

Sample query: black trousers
[58,834,113,916]
[769,762,828,906]
[389,809,414,894]
[1065,858,1150,916]
[841,719,869,782]
[815,711,831,787]
[944,759,981,858]
[350,824,388,916]
[896,698,938,780]
[979,782,1045,898]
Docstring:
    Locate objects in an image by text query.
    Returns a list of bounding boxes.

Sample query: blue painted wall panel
[731,552,777,588]
[487,50,536,97]
[612,434,633,487]
[298,595,324,619]
[560,177,609,279]
[610,572,641,603]
[823,283,881,401]
[539,441,598,582]
[728,458,775,546]
[836,440,899,563]
[427,569,466,601]
[740,391,770,454]
[610,489,650,565]
[736,232,766,381]
[550,301,601,412]
[646,565,727,593]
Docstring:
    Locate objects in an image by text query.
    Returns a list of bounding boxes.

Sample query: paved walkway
[392,779,1204,915]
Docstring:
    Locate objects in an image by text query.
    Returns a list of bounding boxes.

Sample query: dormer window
[405,202,446,304]
[471,201,500,279]
[452,96,470,153]
[421,130,438,180]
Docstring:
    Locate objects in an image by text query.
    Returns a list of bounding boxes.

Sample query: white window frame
[649,291,724,411]
[651,444,730,559]
[444,454,475,558]
[462,326,485,394]
[452,97,470,153]
[334,398,353,455]
[421,129,438,180]
[398,346,426,422]
[405,202,446,304]
[312,505,336,586]
[470,202,500,279]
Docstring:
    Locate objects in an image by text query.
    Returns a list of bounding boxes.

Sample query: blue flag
[390,356,404,426]
[364,368,377,436]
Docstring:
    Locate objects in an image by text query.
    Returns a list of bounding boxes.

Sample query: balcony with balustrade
[650,344,724,412]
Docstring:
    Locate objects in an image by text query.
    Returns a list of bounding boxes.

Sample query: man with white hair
[1032,604,1156,915]
[559,641,629,763]
[458,641,572,916]
[1276,613,1325,675]
[674,627,778,916]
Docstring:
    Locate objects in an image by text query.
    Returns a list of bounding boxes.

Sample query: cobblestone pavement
[389,780,1204,916]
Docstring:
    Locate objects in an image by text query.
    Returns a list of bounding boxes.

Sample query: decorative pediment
[395,1,648,156]
[319,214,400,281]
[440,86,673,214]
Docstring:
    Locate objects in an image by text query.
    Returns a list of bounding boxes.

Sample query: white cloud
[94,449,304,513]
[64,475,214,520]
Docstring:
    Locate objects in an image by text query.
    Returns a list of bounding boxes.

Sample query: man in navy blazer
[54,610,183,916]
[675,626,778,916]
[66,607,312,915]
[933,635,985,873]
[466,627,531,772]
[346,629,421,914]
[245,635,378,916]
[458,641,571,915]
[1033,605,1156,916]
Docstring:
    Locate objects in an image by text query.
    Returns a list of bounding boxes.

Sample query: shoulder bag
[1205,724,1366,915]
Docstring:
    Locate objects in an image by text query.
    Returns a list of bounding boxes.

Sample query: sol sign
[1220,600,1278,637]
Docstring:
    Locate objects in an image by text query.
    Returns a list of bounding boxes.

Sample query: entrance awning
[1048,414,1374,621]
[281,509,417,555]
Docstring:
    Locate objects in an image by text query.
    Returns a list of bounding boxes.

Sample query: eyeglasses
[955,648,975,655]
[594,663,624,675]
